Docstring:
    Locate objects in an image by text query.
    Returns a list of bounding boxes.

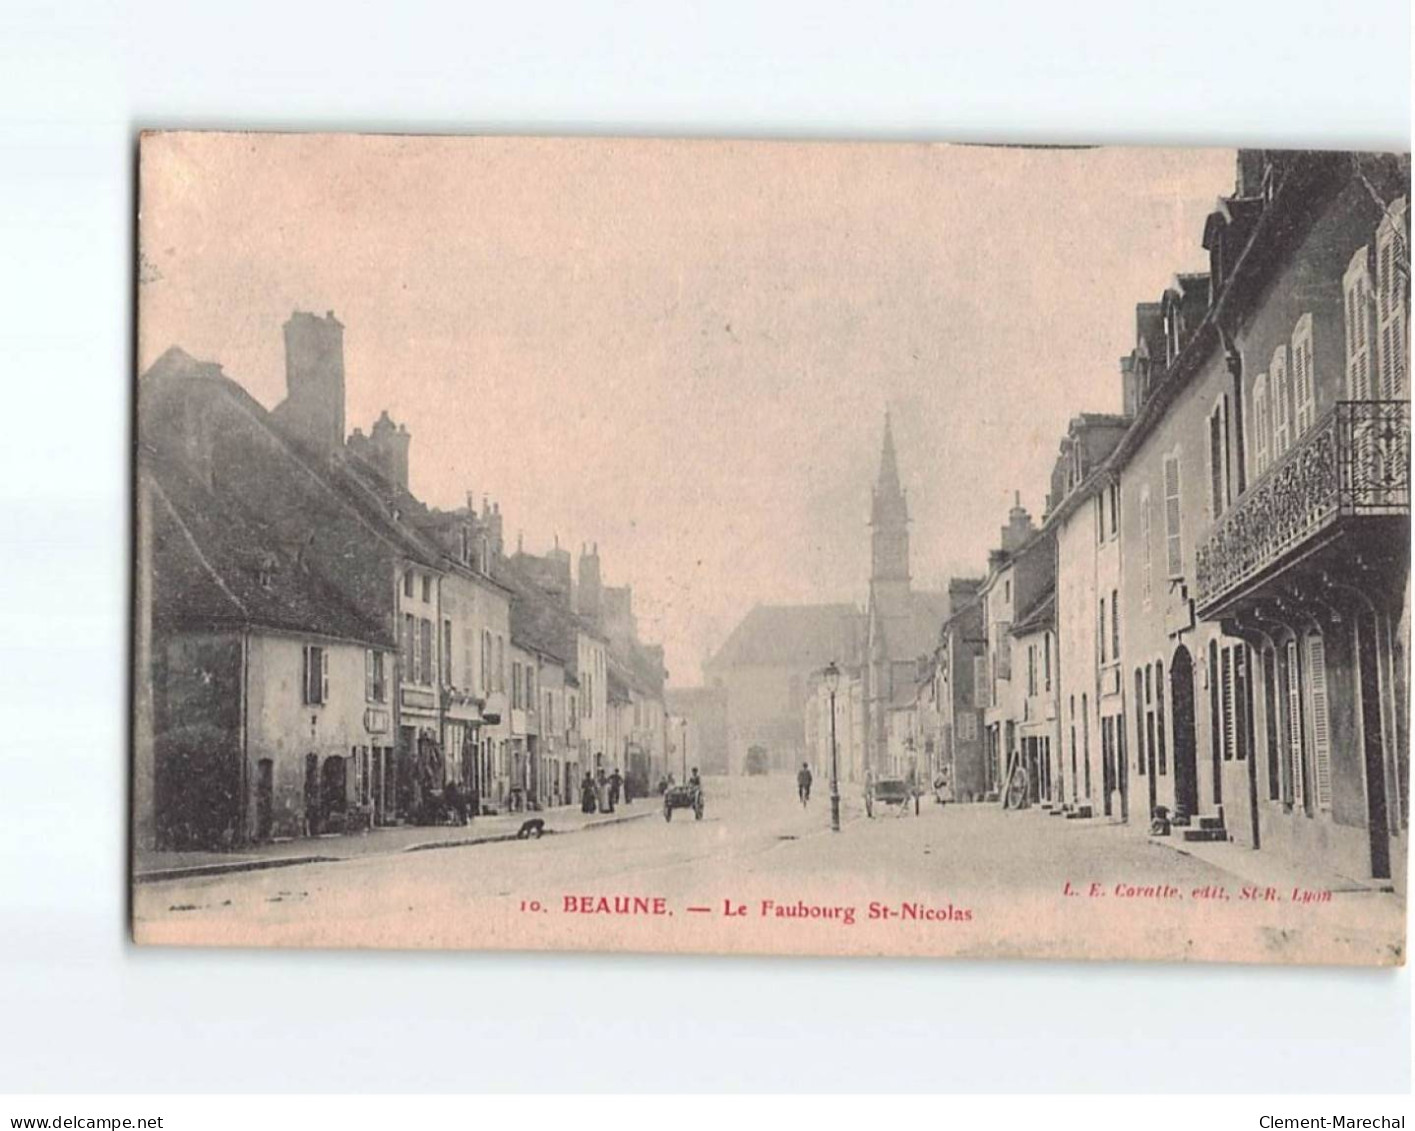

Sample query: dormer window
[256,555,278,589]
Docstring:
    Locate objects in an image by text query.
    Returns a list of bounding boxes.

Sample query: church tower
[869,412,911,623]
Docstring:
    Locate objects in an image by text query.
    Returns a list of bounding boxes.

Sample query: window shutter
[1208,408,1225,519]
[1221,647,1235,761]
[1292,315,1315,435]
[1111,590,1120,662]
[1163,455,1183,578]
[1272,346,1290,456]
[301,645,311,705]
[1376,201,1408,399]
[1345,248,1374,400]
[1286,640,1304,808]
[365,650,374,702]
[1307,635,1332,811]
[1262,376,1273,472]
[320,647,329,705]
[1140,487,1152,599]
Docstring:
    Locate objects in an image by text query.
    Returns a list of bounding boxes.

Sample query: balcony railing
[1195,400,1409,614]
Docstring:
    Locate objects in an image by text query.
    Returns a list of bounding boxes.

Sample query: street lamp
[824,661,841,832]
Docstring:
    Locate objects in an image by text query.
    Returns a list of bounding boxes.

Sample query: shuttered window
[1110,590,1119,662]
[1376,199,1408,399]
[1272,346,1291,457]
[1208,404,1226,519]
[1286,640,1304,809]
[302,644,328,706]
[1135,668,1147,777]
[401,614,416,683]
[1307,634,1332,812]
[1292,314,1316,436]
[1252,374,1270,475]
[1345,247,1374,400]
[1221,646,1235,761]
[1155,660,1167,776]
[419,618,433,686]
[1163,455,1183,578]
[1140,486,1153,601]
[364,650,386,703]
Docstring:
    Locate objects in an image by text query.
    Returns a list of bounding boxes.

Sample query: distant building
[976,496,1052,799]
[704,604,861,774]
[931,585,987,801]
[664,686,729,776]
[862,414,952,777]
[1045,412,1130,819]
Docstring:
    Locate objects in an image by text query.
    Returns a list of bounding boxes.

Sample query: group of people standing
[580,766,629,814]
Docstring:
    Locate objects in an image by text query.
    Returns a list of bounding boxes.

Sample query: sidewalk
[133,801,657,884]
[1146,830,1400,898]
[1011,802,1399,899]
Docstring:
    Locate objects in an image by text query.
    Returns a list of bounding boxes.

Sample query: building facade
[1047,414,1131,819]
[1116,151,1408,886]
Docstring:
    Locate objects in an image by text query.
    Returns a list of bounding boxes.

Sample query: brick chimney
[275,311,345,453]
[578,542,603,624]
[1000,492,1034,553]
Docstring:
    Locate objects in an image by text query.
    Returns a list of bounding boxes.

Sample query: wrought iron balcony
[1195,400,1409,616]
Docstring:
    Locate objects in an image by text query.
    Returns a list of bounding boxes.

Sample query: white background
[0,0,1409,1094]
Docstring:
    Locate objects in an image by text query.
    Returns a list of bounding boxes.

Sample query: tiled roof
[1011,588,1056,636]
[706,603,862,671]
[140,348,394,646]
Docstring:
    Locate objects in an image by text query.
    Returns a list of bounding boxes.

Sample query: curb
[134,809,658,882]
[1146,835,1396,895]
[405,807,656,852]
[134,855,338,885]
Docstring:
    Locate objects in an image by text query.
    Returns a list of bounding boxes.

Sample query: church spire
[875,410,902,501]
[871,411,907,527]
[869,411,910,585]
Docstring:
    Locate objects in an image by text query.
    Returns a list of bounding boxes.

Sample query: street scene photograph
[131,133,1410,964]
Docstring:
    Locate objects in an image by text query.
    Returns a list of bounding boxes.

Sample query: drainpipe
[1219,323,1247,497]
[240,628,250,843]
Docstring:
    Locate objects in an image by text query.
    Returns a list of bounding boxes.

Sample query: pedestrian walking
[607,768,622,813]
[797,762,813,807]
[580,772,598,814]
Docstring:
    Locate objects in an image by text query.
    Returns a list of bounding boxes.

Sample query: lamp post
[824,661,841,832]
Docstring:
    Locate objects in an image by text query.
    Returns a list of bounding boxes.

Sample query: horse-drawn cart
[865,776,919,818]
[663,783,704,821]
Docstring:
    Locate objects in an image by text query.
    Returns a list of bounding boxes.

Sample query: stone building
[705,603,861,774]
[1115,150,1408,885]
[138,346,418,847]
[1045,413,1131,819]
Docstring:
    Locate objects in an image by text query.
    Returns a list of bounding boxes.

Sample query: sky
[139,134,1235,686]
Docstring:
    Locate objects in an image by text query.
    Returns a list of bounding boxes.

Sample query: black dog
[516,818,546,840]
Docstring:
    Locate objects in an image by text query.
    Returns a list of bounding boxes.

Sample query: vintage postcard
[132,132,1410,964]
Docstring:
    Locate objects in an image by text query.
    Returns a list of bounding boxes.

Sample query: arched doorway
[1170,645,1199,819]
